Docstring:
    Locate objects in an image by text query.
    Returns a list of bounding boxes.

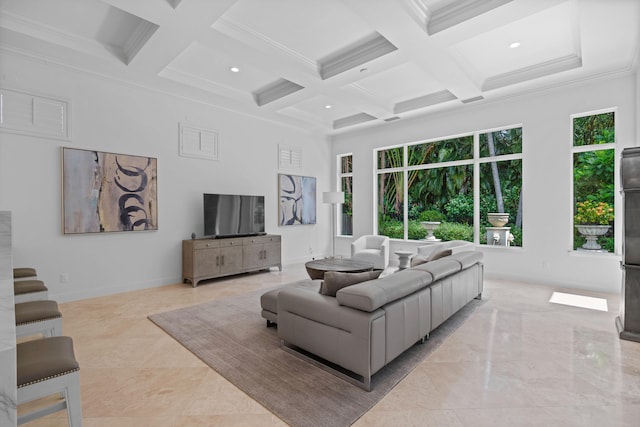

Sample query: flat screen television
[203,193,265,238]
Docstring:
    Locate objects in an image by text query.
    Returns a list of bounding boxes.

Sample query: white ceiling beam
[343,0,481,100]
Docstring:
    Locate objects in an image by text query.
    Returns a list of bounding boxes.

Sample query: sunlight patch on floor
[549,292,608,311]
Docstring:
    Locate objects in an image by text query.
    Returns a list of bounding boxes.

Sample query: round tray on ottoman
[304,258,375,280]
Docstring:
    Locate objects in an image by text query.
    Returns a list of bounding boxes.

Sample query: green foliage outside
[377,128,523,246]
[433,222,474,242]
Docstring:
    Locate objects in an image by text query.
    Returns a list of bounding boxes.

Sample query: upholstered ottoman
[260,279,321,326]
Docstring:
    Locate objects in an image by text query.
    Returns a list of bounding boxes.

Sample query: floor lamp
[322,191,345,258]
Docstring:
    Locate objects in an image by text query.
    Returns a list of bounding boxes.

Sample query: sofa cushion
[261,279,320,315]
[448,251,483,269]
[416,240,474,258]
[336,269,432,312]
[411,258,461,281]
[410,248,452,267]
[320,270,382,297]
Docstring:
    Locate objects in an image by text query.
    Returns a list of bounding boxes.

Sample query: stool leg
[65,371,82,427]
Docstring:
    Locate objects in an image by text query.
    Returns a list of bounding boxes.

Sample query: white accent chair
[351,235,390,269]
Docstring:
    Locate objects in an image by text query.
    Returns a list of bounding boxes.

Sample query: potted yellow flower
[574,200,614,250]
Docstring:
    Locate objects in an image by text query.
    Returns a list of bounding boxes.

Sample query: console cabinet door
[264,242,281,267]
[219,245,243,275]
[194,247,221,277]
[243,244,263,269]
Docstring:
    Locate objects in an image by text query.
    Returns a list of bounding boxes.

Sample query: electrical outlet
[60,273,69,284]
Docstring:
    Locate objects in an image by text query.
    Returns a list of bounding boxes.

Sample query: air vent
[461,96,485,104]
[384,116,401,122]
[333,113,377,130]
[278,144,302,170]
[253,79,305,106]
[179,123,219,161]
[0,88,70,140]
[318,33,397,80]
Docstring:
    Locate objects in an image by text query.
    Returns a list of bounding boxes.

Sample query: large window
[572,111,615,252]
[376,127,523,246]
[338,154,353,236]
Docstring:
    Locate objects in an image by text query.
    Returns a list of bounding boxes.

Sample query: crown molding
[0,11,113,61]
[158,66,248,99]
[333,112,377,129]
[122,19,159,65]
[253,78,305,106]
[394,90,457,114]
[213,16,316,72]
[427,0,513,35]
[318,32,397,80]
[483,54,583,91]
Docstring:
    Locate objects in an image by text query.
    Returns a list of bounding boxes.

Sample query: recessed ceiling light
[324,105,332,109]
[229,66,240,73]
[509,42,521,49]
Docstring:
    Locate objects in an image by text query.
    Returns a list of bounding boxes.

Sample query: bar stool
[16,300,63,338]
[17,336,82,426]
[14,267,38,281]
[14,280,48,303]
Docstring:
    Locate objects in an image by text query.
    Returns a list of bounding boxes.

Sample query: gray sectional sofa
[262,248,483,391]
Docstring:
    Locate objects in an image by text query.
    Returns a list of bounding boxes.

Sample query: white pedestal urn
[420,221,441,242]
[487,212,509,227]
[575,225,610,250]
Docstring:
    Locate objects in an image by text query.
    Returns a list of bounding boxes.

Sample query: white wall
[0,53,332,302]
[333,74,638,294]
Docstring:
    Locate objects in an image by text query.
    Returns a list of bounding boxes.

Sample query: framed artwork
[278,174,316,226]
[62,147,158,234]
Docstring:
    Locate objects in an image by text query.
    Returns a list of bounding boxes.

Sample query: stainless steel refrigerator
[616,147,640,342]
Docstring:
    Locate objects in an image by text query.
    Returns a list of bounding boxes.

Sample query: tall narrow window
[377,147,404,239]
[479,127,523,247]
[339,154,353,236]
[572,111,615,252]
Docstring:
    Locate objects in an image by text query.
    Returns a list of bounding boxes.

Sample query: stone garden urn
[575,225,610,250]
[420,221,441,242]
[487,212,509,227]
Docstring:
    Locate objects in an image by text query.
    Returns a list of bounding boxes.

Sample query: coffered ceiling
[0,0,637,135]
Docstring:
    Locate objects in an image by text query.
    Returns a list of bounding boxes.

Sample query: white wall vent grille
[179,123,219,161]
[278,144,302,170]
[0,88,70,140]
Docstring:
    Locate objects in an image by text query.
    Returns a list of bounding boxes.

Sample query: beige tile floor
[19,263,640,427]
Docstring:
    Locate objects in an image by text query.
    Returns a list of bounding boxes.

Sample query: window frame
[569,108,617,254]
[337,153,353,236]
[374,125,523,246]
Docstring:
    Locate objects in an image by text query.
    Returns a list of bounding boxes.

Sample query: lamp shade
[322,191,344,204]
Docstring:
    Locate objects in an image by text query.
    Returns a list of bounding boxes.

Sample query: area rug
[148,287,482,427]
